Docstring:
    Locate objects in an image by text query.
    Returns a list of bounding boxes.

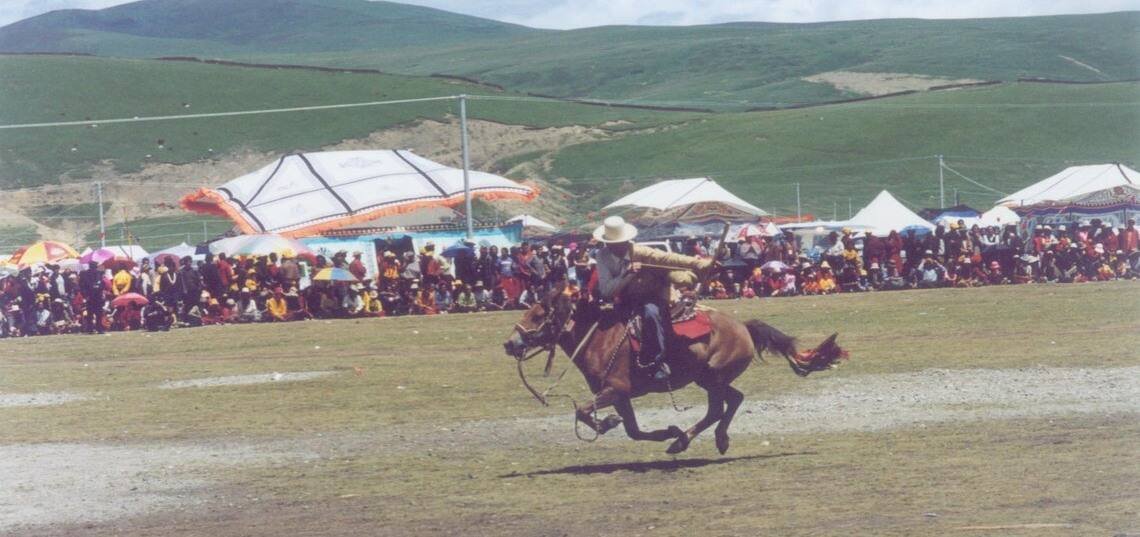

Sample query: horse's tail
[744,320,847,377]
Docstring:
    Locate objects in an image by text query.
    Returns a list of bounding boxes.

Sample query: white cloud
[2,0,1136,29]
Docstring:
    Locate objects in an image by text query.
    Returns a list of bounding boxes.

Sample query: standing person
[1122,220,1138,254]
[862,230,884,269]
[348,251,368,282]
[78,261,106,334]
[200,253,223,299]
[478,246,499,290]
[454,240,478,285]
[177,256,202,316]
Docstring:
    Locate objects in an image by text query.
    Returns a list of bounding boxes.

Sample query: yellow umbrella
[8,240,80,267]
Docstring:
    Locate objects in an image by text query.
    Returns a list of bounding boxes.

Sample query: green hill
[0,0,533,55]
[2,55,1137,229]
[2,0,1136,106]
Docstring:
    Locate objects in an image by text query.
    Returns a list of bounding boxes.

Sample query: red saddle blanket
[629,311,713,353]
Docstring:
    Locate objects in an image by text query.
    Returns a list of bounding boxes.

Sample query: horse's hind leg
[667,382,725,455]
[575,387,622,435]
[714,385,744,455]
[613,396,685,445]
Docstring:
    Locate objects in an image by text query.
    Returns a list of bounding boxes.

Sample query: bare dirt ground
[3,364,1136,535]
[803,71,985,96]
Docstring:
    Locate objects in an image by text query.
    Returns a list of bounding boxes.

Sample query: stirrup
[653,362,671,381]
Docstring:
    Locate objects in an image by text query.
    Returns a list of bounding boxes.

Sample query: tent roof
[847,190,936,234]
[181,150,536,238]
[604,178,767,221]
[506,214,558,231]
[998,163,1140,207]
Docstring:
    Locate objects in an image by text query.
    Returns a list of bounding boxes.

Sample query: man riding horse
[592,216,715,380]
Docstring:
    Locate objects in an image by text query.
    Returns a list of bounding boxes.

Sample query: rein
[512,302,577,406]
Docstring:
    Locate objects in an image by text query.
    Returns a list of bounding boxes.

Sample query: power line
[0,95,460,130]
[940,161,1008,195]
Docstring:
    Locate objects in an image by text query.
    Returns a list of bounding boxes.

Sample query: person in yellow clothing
[265,287,289,322]
[111,269,133,296]
[818,262,838,294]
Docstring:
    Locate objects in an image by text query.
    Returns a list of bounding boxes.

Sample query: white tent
[604,178,767,223]
[978,206,1021,227]
[846,190,935,235]
[181,150,537,237]
[82,244,150,262]
[506,214,558,232]
[151,242,202,263]
[998,164,1140,207]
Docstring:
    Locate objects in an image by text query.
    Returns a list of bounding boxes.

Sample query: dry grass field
[1,281,1137,536]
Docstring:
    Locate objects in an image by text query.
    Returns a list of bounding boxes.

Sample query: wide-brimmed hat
[593,216,638,243]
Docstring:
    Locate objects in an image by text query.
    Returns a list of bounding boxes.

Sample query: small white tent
[604,178,767,223]
[845,190,935,235]
[978,206,1020,227]
[506,214,558,232]
[998,164,1140,207]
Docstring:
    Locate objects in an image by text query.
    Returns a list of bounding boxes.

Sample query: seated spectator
[143,299,173,332]
[266,287,289,322]
[912,253,947,288]
[817,262,838,294]
[413,285,439,315]
[983,261,1007,285]
[454,284,477,313]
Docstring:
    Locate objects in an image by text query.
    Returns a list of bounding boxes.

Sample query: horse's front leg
[613,396,686,446]
[575,386,623,435]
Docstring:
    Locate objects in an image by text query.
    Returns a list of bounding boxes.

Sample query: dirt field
[1,282,1137,536]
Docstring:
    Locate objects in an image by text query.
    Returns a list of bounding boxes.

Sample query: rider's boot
[643,302,670,381]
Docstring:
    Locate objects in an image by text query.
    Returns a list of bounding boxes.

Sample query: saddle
[627,297,713,358]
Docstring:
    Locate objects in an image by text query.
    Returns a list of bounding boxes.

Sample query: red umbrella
[111,292,149,308]
[102,257,137,272]
[296,252,318,265]
[153,253,181,267]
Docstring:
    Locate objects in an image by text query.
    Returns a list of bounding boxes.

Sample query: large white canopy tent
[997,163,1140,207]
[603,178,768,224]
[181,150,537,238]
[845,190,936,235]
[506,214,559,236]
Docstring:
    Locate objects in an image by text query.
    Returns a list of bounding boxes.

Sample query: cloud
[2,0,1135,29]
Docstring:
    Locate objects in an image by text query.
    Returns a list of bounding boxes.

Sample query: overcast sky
[1,0,1136,29]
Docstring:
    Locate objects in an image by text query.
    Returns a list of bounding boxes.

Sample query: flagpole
[459,94,473,239]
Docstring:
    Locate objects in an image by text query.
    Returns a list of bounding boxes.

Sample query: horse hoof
[715,432,730,454]
[599,414,622,434]
[666,436,690,455]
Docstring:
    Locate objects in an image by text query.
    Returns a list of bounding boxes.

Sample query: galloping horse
[503,282,846,455]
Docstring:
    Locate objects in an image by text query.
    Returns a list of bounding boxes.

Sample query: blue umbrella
[441,241,474,259]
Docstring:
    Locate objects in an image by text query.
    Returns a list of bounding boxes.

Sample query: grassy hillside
[537,82,1140,216]
[285,13,1140,105]
[1,56,1137,239]
[0,0,533,55]
[2,0,1136,106]
[0,55,695,188]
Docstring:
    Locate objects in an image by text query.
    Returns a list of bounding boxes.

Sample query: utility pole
[938,154,945,209]
[954,188,960,206]
[795,182,801,222]
[96,181,106,248]
[202,221,208,243]
[833,200,837,221]
[848,198,853,218]
[459,94,473,239]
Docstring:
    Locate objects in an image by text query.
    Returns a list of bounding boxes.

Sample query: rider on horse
[592,216,715,380]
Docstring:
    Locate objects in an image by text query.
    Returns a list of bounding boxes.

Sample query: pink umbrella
[111,292,149,308]
[80,248,117,265]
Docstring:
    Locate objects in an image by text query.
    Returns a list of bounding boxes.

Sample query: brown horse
[503,282,846,455]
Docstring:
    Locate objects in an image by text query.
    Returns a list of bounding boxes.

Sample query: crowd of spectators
[1,217,1136,337]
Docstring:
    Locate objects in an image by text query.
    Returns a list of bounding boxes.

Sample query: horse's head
[503,281,574,359]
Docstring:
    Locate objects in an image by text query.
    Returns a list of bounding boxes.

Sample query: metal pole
[938,154,945,209]
[848,198,852,218]
[795,182,801,222]
[459,94,473,239]
[96,181,106,248]
[833,200,837,221]
[202,221,207,242]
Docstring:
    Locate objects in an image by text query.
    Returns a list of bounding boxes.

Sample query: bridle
[512,296,576,406]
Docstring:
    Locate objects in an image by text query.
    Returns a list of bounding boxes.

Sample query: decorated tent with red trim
[181,150,538,238]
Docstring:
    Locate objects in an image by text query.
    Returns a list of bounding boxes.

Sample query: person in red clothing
[216,253,234,289]
[348,251,368,281]
[1123,220,1139,253]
